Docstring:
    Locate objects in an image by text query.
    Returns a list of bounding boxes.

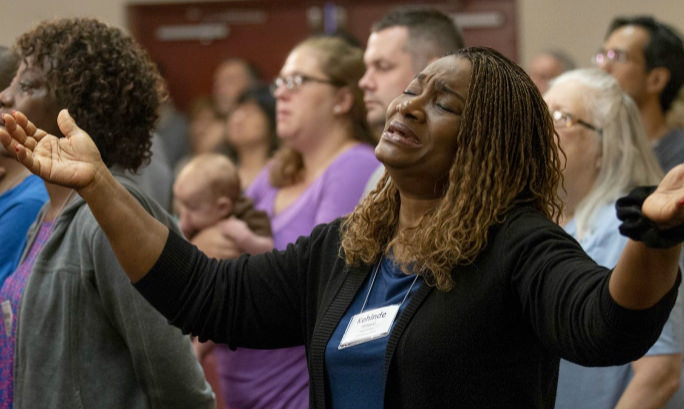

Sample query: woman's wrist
[77,164,114,202]
[617,186,684,248]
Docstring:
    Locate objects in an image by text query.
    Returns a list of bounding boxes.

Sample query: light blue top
[555,202,684,409]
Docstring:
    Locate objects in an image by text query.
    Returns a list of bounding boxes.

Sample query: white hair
[551,68,663,238]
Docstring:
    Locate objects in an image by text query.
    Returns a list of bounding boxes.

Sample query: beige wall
[0,1,125,45]
[2,0,682,69]
[520,0,684,69]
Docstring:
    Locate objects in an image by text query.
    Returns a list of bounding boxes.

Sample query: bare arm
[615,354,682,409]
[0,110,167,283]
[191,224,242,259]
[609,165,684,309]
[610,241,680,309]
[220,216,274,255]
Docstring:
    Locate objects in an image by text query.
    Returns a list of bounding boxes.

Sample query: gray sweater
[13,174,214,409]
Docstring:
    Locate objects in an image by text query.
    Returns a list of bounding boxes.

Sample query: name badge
[338,304,400,349]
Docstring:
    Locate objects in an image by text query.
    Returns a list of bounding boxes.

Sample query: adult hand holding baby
[191,225,242,259]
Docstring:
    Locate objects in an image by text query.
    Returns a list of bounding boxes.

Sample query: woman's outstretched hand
[0,109,104,191]
[643,164,684,229]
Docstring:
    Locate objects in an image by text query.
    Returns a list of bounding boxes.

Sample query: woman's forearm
[610,240,681,309]
[79,166,169,283]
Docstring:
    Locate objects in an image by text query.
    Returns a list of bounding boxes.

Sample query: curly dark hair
[14,18,166,171]
[341,47,564,291]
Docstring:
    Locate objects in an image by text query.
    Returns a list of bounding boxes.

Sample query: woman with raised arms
[2,47,683,409]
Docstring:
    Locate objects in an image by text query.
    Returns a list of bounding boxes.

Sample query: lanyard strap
[359,256,420,313]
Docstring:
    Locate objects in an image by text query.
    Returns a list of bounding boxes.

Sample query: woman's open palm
[643,163,684,229]
[0,109,104,190]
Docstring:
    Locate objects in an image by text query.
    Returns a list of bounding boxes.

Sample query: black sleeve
[505,208,680,366]
[134,223,334,349]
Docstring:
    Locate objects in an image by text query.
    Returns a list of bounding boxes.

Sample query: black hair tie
[616,186,684,248]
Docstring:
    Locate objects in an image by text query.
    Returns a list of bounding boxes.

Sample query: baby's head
[173,153,241,238]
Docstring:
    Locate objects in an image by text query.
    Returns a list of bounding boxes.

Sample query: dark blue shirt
[325,257,422,409]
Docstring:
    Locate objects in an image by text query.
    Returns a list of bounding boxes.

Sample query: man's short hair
[372,7,465,72]
[608,15,684,112]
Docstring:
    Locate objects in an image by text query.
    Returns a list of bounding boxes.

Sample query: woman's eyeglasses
[551,110,603,135]
[270,74,343,93]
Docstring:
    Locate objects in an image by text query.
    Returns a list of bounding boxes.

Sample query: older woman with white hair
[546,68,683,409]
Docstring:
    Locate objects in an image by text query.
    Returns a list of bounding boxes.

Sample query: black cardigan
[135,206,679,409]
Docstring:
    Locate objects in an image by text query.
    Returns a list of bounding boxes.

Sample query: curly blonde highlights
[341,47,564,291]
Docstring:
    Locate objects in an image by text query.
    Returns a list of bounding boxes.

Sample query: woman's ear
[333,87,354,116]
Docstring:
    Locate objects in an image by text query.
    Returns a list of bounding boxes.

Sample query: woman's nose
[0,87,13,108]
[397,97,425,122]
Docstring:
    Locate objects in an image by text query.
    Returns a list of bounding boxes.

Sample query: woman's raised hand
[643,164,684,229]
[0,109,104,191]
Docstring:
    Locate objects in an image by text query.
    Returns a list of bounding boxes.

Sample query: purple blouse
[247,144,380,250]
[213,143,379,409]
[0,221,55,409]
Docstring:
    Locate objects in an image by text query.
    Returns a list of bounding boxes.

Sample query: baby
[174,153,274,408]
[173,153,273,254]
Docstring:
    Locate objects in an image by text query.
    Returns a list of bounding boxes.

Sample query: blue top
[325,257,422,409]
[653,127,684,173]
[0,175,47,286]
[555,202,684,409]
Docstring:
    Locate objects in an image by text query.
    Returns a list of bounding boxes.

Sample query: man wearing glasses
[594,16,684,172]
[592,15,684,409]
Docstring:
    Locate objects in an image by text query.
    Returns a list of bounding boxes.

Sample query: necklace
[338,256,420,350]
[44,189,77,222]
[359,256,420,313]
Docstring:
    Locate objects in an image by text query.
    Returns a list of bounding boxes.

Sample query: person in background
[359,7,464,195]
[174,152,273,252]
[0,18,214,409]
[595,15,684,172]
[174,152,273,408]
[5,46,684,409]
[156,97,190,170]
[225,85,278,188]
[0,46,48,287]
[213,57,261,117]
[196,34,379,409]
[546,68,683,409]
[127,131,174,211]
[154,63,190,170]
[184,96,227,162]
[528,49,576,94]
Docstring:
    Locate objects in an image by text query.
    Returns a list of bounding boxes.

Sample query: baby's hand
[220,217,250,247]
[191,225,241,259]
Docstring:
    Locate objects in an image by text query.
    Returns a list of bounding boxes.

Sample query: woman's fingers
[1,113,29,146]
[23,136,38,151]
[13,111,38,138]
[13,142,38,174]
